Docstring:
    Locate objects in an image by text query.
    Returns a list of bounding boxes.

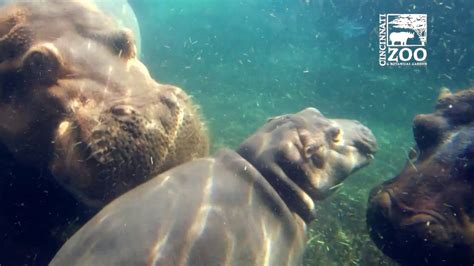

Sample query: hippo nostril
[369,191,394,220]
[111,105,136,116]
[355,139,377,157]
[356,126,377,155]
[376,191,393,212]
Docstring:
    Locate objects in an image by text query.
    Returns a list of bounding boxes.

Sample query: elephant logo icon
[387,14,427,47]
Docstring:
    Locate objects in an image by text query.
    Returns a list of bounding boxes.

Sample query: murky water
[0,0,472,265]
[131,0,471,265]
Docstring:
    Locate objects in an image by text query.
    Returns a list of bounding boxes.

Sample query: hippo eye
[266,116,278,122]
[304,144,321,158]
[266,115,291,124]
[305,145,325,168]
[327,127,342,143]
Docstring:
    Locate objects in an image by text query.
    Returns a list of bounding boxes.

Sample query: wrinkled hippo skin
[0,0,142,56]
[0,0,208,207]
[367,88,474,265]
[51,108,376,266]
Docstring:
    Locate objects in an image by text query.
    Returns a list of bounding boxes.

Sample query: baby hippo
[51,108,376,266]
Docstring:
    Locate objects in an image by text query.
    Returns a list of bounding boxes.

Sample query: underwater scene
[0,0,472,265]
[132,0,472,265]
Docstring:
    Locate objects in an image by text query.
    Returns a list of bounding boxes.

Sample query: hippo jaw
[313,118,377,198]
[367,88,474,265]
[237,107,376,222]
[0,1,208,207]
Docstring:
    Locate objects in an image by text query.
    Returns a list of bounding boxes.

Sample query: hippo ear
[437,87,452,100]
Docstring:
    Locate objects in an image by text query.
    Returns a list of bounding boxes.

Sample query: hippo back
[51,149,306,266]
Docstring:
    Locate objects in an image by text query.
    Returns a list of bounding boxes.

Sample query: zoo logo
[379,14,427,66]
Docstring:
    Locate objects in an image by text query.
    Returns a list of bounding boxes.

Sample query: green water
[130,0,472,265]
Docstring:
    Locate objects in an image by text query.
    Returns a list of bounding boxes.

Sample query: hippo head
[0,1,208,207]
[237,107,377,222]
[367,88,474,265]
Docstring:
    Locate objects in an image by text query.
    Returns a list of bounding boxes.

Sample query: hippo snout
[87,105,160,175]
[366,187,408,258]
[366,88,474,265]
[333,119,377,160]
[352,122,378,157]
[368,189,393,218]
[367,184,454,264]
[50,100,188,206]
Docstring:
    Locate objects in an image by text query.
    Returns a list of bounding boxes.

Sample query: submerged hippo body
[367,88,474,265]
[51,108,376,266]
[0,0,208,207]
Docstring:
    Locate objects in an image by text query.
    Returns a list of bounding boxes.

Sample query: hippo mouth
[367,189,460,264]
[332,119,377,167]
[385,190,447,228]
[349,125,377,159]
[351,141,376,168]
[354,141,376,160]
[50,109,164,207]
[401,213,441,227]
[368,189,452,250]
[342,140,376,173]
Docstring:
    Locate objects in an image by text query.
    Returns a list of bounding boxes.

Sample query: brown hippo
[0,0,208,208]
[367,88,474,265]
[51,107,377,266]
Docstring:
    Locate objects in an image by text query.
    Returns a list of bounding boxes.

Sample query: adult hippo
[0,0,208,208]
[0,0,142,56]
[367,88,474,265]
[51,107,377,266]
